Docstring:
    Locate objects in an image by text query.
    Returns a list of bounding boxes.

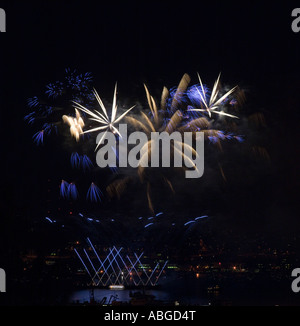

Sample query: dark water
[69,275,211,305]
[69,288,193,305]
[68,274,300,306]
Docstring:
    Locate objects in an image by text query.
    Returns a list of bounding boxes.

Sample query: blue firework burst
[234,135,244,143]
[60,180,69,198]
[70,152,81,169]
[24,112,36,125]
[27,96,39,108]
[42,123,57,135]
[45,81,64,98]
[187,83,210,107]
[68,182,79,200]
[81,155,94,171]
[32,130,44,145]
[86,182,103,203]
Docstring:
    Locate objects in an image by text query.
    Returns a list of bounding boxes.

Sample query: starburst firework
[188,73,239,119]
[72,84,135,151]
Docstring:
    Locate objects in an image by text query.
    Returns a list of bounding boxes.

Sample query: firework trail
[126,74,199,176]
[81,155,94,171]
[32,130,44,145]
[70,153,94,171]
[68,182,79,200]
[60,180,70,198]
[106,176,132,199]
[86,182,103,203]
[70,152,81,169]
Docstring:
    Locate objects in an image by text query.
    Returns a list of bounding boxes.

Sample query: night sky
[1,1,300,249]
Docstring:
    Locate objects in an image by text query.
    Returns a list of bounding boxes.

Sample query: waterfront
[2,217,300,307]
[68,272,300,306]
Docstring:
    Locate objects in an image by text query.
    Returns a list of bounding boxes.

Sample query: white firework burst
[72,83,135,150]
[189,73,239,119]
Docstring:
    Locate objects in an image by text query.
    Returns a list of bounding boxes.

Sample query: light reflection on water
[69,289,170,304]
[69,286,209,305]
[69,275,215,305]
[68,275,299,306]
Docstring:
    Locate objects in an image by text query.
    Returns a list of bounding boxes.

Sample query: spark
[24,112,36,125]
[27,96,39,108]
[42,123,57,135]
[194,215,208,220]
[184,220,196,226]
[86,182,103,203]
[81,155,94,171]
[169,73,191,113]
[187,84,210,108]
[62,108,85,142]
[70,153,94,171]
[45,81,64,98]
[60,180,79,200]
[188,73,239,119]
[125,74,200,213]
[45,217,53,223]
[219,163,227,182]
[144,223,154,228]
[70,152,81,169]
[32,130,44,145]
[109,73,243,213]
[72,84,135,151]
[68,182,79,200]
[60,180,69,198]
[106,176,131,199]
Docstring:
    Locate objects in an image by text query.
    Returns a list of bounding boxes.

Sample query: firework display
[24,70,244,211]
